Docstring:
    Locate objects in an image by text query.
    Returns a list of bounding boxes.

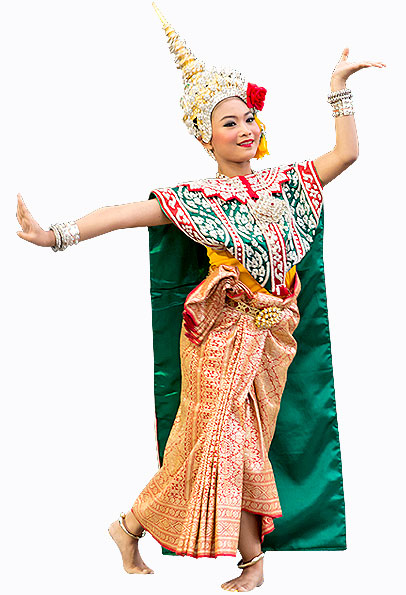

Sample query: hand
[16,193,54,247]
[331,47,386,88]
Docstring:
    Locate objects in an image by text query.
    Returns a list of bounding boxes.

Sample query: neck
[216,158,253,178]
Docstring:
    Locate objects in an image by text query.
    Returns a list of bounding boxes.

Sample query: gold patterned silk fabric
[131,264,301,557]
[206,247,296,294]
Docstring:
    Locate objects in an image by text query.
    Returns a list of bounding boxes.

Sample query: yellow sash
[206,247,296,294]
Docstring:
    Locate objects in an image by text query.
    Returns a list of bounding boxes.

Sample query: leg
[108,509,154,574]
[221,510,264,592]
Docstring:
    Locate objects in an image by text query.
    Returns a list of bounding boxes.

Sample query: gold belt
[225,296,283,328]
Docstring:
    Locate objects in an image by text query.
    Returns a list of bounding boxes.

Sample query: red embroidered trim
[297,160,323,220]
[271,222,288,293]
[179,166,291,204]
[311,159,324,189]
[237,175,259,199]
[208,199,245,263]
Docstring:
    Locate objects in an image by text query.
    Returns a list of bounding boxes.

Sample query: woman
[15,4,385,593]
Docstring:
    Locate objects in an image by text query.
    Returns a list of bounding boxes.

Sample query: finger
[16,200,26,222]
[16,200,23,222]
[17,194,25,214]
[17,195,22,218]
[353,63,373,71]
[16,202,31,230]
[18,193,30,212]
[18,196,33,220]
[340,47,349,61]
[358,62,386,69]
[17,193,26,205]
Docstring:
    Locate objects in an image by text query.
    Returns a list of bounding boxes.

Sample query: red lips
[238,140,254,147]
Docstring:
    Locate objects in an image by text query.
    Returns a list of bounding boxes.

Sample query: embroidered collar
[215,169,255,179]
[177,166,291,204]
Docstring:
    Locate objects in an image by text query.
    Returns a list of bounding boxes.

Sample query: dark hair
[192,117,200,137]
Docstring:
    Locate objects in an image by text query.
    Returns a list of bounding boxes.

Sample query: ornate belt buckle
[254,305,282,328]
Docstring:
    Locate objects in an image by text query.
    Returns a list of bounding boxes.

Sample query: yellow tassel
[254,114,269,159]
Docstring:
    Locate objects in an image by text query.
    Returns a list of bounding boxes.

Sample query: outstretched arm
[70,198,171,243]
[16,195,171,248]
[313,48,386,187]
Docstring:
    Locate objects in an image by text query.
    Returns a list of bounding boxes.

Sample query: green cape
[147,207,346,554]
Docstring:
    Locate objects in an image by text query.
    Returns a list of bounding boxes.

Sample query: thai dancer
[15,3,385,591]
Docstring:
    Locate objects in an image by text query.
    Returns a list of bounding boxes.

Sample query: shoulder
[257,160,324,199]
[257,159,319,179]
[150,159,322,204]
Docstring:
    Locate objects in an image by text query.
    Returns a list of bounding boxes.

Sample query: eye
[223,116,255,127]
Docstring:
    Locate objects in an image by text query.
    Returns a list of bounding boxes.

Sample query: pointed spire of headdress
[152,2,204,83]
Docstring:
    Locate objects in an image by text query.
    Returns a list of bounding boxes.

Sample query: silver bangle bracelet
[50,225,62,251]
[327,87,352,103]
[49,222,80,252]
[327,87,354,117]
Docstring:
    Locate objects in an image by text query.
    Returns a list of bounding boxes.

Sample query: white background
[1,0,404,593]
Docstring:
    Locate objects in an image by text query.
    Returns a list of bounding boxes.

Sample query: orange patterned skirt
[131,264,301,558]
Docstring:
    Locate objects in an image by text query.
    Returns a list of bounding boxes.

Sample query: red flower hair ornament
[246,83,267,111]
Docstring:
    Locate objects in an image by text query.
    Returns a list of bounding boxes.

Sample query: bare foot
[108,516,154,574]
[221,559,264,592]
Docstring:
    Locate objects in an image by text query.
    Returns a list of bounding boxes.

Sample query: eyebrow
[219,111,253,122]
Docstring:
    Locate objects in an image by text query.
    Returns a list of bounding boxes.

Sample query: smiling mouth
[238,140,254,147]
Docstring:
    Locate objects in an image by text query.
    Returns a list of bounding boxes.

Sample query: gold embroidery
[131,267,301,557]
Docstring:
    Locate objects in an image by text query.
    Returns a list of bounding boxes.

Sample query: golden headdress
[152,3,269,158]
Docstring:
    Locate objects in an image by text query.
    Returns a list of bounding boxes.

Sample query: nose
[238,119,252,137]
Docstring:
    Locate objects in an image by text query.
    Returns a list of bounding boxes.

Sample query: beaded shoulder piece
[180,167,291,203]
[150,160,323,296]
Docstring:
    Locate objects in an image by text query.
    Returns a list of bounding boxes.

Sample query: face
[199,96,261,164]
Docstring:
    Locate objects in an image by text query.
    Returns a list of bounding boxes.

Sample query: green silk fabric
[147,207,346,554]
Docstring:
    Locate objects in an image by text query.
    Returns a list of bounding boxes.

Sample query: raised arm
[16,194,171,249]
[313,48,386,187]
